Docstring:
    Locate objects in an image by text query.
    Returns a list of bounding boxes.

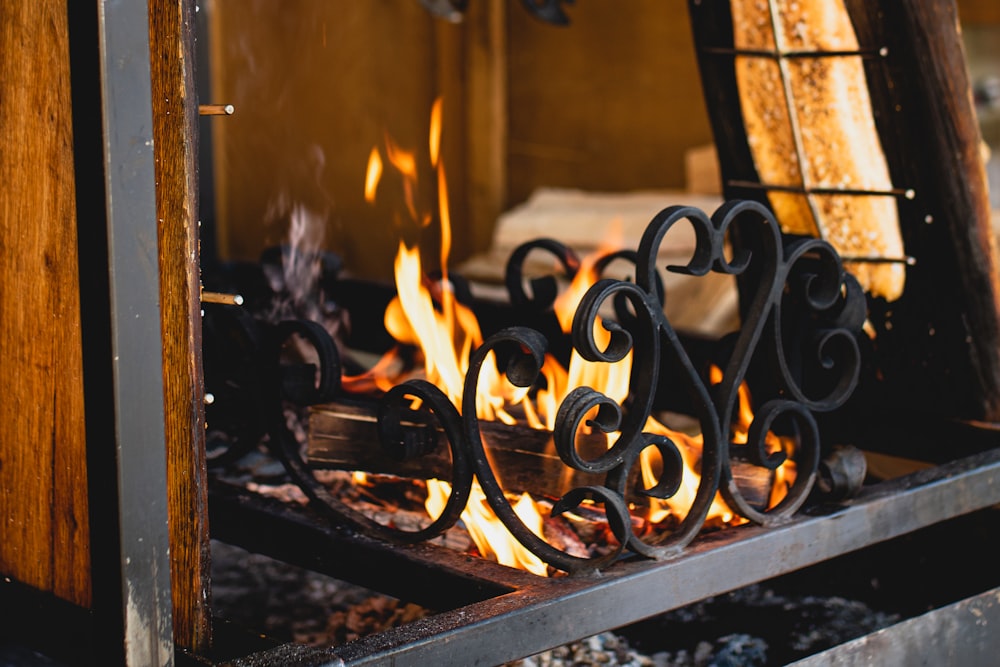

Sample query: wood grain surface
[148,0,211,651]
[0,0,91,607]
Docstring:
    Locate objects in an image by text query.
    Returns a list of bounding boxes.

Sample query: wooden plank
[846,0,1000,421]
[0,0,91,606]
[148,0,210,651]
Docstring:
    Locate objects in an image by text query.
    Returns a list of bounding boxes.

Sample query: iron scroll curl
[572,205,729,558]
[462,327,632,574]
[706,200,863,525]
[257,198,862,573]
[375,380,475,541]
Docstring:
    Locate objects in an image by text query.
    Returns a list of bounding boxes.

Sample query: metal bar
[69,1,175,664]
[726,179,915,199]
[313,448,1000,666]
[789,585,1000,666]
[208,480,539,608]
[701,46,888,59]
[840,255,917,266]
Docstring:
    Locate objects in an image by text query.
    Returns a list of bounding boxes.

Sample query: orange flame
[364,147,383,204]
[426,479,548,576]
[429,97,443,168]
[349,98,796,572]
[384,134,420,224]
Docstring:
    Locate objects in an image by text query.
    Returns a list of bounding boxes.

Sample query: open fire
[187,2,1000,663]
[330,98,799,574]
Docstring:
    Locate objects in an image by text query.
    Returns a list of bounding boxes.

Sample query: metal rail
[68,1,174,664]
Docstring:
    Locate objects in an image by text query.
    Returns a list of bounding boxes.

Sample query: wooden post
[148,0,211,652]
[0,0,91,608]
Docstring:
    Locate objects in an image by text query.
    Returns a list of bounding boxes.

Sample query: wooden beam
[148,0,211,651]
[0,0,91,608]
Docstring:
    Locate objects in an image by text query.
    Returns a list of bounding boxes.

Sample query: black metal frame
[233,198,864,575]
[210,447,1000,666]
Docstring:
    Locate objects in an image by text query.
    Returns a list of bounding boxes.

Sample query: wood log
[307,400,773,508]
[308,400,605,497]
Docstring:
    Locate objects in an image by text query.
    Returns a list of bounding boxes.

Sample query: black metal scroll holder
[230,199,863,575]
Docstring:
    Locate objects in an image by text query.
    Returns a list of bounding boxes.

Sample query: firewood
[308,399,777,510]
[307,399,607,496]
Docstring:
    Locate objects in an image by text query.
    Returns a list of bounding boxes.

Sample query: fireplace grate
[208,447,1000,665]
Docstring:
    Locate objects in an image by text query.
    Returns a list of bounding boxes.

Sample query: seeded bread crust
[731,0,905,300]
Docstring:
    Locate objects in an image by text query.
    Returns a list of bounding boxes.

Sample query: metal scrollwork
[244,198,862,575]
[462,327,631,573]
[505,238,581,312]
[706,200,863,525]
[265,321,470,544]
[575,205,727,559]
[375,380,473,541]
[561,278,661,472]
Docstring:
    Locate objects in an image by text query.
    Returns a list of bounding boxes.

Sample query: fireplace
[184,1,1000,664]
[3,1,999,665]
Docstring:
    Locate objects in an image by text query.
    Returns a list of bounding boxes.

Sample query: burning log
[307,399,606,497]
[307,400,775,511]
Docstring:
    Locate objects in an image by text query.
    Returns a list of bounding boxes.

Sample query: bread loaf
[731,0,906,301]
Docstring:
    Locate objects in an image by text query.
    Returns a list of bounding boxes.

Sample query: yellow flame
[364,147,383,204]
[429,96,443,168]
[384,243,475,407]
[426,479,548,576]
[350,100,804,574]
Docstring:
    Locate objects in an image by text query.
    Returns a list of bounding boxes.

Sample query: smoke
[260,194,347,347]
